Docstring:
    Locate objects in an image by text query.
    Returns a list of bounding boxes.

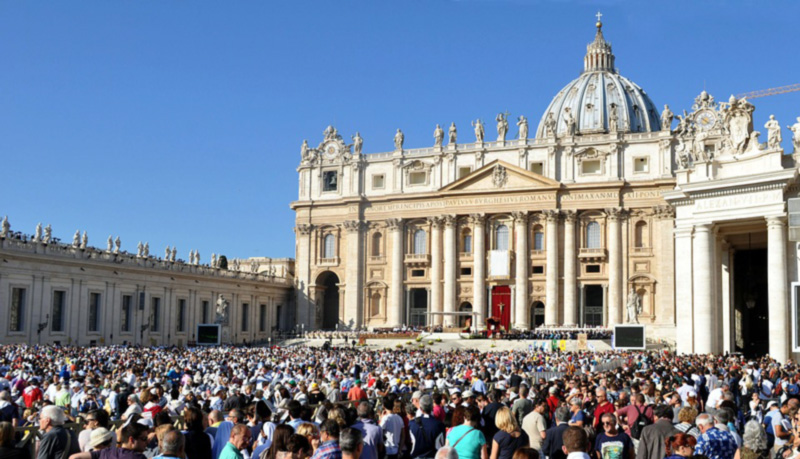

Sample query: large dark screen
[614,325,645,349]
[197,325,220,345]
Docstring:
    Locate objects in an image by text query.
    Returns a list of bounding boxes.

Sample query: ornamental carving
[511,211,528,223]
[385,218,403,231]
[443,215,457,227]
[343,220,362,233]
[469,214,486,226]
[427,216,443,228]
[492,165,508,188]
[563,210,578,222]
[652,205,675,220]
[544,209,561,222]
[296,224,313,235]
[605,207,626,221]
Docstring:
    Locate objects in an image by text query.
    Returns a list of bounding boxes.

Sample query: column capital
[766,216,787,228]
[469,214,486,225]
[693,223,713,233]
[604,207,626,221]
[295,224,313,235]
[544,209,561,222]
[443,215,457,227]
[563,210,577,223]
[386,218,403,231]
[343,220,362,233]
[427,216,443,228]
[511,211,528,224]
[652,205,675,220]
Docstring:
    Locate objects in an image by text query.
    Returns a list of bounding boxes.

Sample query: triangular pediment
[440,160,561,193]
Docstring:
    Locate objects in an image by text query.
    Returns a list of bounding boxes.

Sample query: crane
[735,83,800,100]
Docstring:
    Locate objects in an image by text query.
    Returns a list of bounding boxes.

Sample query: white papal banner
[489,250,509,277]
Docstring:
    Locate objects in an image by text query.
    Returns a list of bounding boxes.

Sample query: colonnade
[384,208,627,330]
[674,216,788,361]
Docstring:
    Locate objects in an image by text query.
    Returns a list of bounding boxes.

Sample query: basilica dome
[535,20,660,138]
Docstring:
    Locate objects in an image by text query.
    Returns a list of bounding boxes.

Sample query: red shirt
[593,401,615,428]
[23,386,42,408]
[347,386,367,401]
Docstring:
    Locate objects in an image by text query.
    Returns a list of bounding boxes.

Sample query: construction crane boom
[736,83,800,100]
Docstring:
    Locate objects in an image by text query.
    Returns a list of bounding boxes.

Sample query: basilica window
[581,160,602,175]
[586,222,601,249]
[634,221,649,248]
[372,232,382,257]
[88,292,101,333]
[371,174,385,189]
[495,224,509,251]
[461,229,472,254]
[413,229,427,255]
[532,225,544,251]
[121,294,132,333]
[9,287,26,332]
[634,157,649,173]
[151,297,161,332]
[408,171,427,186]
[322,171,338,192]
[323,234,336,259]
[51,290,66,333]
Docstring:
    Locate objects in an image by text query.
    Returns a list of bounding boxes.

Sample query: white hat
[89,428,114,449]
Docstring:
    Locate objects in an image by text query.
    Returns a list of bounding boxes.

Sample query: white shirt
[380,413,404,456]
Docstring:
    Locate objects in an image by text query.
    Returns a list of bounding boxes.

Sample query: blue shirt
[694,427,737,459]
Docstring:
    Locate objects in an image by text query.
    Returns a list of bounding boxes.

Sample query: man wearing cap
[347,380,367,402]
[409,395,445,459]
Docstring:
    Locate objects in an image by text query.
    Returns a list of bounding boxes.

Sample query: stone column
[721,241,732,354]
[606,208,623,326]
[563,211,577,325]
[387,218,404,327]
[545,210,560,325]
[429,217,443,326]
[513,211,529,330]
[294,224,314,328]
[471,215,487,328]
[443,215,457,327]
[674,227,694,354]
[692,224,714,354]
[343,220,364,328]
[767,217,789,362]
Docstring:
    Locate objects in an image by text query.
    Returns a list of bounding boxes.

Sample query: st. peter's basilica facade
[292,19,800,361]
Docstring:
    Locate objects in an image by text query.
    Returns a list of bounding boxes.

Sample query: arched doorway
[458,302,472,328]
[530,301,545,328]
[316,272,340,330]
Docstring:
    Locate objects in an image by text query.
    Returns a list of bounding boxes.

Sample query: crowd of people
[0,343,799,459]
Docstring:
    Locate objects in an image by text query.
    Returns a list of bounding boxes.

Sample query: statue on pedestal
[73,231,81,247]
[143,242,149,257]
[300,140,310,161]
[114,237,121,254]
[661,105,674,131]
[1,216,9,238]
[544,112,556,137]
[165,246,171,260]
[195,251,200,265]
[171,247,177,262]
[107,236,113,252]
[394,129,404,150]
[517,115,528,140]
[472,119,484,143]
[80,231,88,249]
[34,223,42,242]
[608,104,619,133]
[496,112,508,142]
[211,253,217,268]
[215,294,229,325]
[189,250,195,265]
[433,124,443,147]
[626,287,642,324]
[564,108,576,136]
[44,225,52,244]
[448,123,457,144]
[137,242,144,257]
[787,117,800,153]
[251,260,259,273]
[352,132,363,155]
[765,115,782,149]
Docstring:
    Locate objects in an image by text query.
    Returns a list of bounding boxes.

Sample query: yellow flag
[559,340,567,351]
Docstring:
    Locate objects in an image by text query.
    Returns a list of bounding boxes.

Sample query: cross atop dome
[584,12,615,73]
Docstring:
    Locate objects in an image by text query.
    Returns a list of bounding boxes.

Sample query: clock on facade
[696,110,717,131]
[322,142,340,159]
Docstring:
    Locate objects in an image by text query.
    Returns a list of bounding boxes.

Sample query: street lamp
[140,322,150,342]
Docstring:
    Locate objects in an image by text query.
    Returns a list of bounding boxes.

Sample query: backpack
[629,405,652,440]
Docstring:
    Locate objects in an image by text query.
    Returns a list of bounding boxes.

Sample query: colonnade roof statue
[535,14,661,138]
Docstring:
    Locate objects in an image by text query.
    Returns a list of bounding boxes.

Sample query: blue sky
[2,1,799,260]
